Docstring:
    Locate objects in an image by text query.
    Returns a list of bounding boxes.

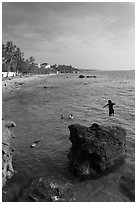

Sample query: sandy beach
[2,74,54,97]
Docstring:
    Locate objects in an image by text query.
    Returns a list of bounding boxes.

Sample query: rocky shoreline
[2,74,54,187]
[2,119,16,187]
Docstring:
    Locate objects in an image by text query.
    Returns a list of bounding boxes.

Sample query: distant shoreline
[79,69,135,72]
[2,74,56,98]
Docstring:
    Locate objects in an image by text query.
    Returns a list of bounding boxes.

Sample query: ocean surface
[2,70,135,201]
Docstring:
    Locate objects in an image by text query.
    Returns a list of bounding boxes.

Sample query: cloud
[2,2,135,69]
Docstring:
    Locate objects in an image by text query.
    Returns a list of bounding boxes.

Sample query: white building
[41,63,51,69]
[2,71,19,78]
[45,64,50,69]
[37,63,41,68]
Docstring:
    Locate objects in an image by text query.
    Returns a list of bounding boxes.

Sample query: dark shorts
[109,108,114,116]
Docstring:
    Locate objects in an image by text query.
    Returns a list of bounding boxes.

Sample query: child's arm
[103,104,108,108]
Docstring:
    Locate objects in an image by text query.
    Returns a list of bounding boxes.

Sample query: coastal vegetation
[2,41,79,76]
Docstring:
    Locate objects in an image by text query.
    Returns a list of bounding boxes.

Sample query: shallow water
[2,70,135,201]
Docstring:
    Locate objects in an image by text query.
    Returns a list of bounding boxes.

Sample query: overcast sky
[2,2,135,70]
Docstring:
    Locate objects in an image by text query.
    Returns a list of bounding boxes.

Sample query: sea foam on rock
[68,123,126,179]
[2,120,16,187]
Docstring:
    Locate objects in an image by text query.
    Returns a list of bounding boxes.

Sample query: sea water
[2,70,135,201]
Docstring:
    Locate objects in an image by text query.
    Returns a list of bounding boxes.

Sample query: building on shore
[40,63,51,69]
[2,71,20,78]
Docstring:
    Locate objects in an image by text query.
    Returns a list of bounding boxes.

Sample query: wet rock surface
[68,123,126,179]
[2,120,16,187]
[22,177,75,202]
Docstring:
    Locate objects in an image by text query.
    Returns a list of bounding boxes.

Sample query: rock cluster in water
[79,75,96,78]
[2,120,16,187]
[22,177,75,202]
[3,174,75,202]
[68,123,126,179]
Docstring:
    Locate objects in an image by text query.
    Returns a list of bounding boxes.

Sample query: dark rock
[68,123,126,179]
[86,75,96,78]
[79,75,85,78]
[119,173,135,202]
[3,120,16,128]
[43,86,53,89]
[22,177,75,202]
[18,82,23,85]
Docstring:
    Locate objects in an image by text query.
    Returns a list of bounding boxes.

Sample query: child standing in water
[103,100,116,116]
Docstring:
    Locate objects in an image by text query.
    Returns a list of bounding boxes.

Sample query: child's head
[108,100,111,103]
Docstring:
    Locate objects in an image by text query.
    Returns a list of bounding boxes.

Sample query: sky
[2,2,135,70]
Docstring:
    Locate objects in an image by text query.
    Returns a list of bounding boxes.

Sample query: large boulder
[22,177,75,202]
[68,123,126,179]
[2,120,16,187]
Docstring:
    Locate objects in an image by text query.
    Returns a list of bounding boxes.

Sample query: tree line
[2,41,79,77]
[2,41,40,77]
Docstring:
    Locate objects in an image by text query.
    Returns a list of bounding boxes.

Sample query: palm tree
[2,41,24,77]
[2,41,16,77]
[14,47,24,75]
[29,56,35,64]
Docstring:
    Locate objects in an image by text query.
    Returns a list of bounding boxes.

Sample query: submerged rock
[68,123,126,179]
[22,177,75,202]
[86,75,96,78]
[43,86,53,89]
[79,75,85,78]
[2,120,16,187]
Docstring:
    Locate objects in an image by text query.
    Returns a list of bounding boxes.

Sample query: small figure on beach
[103,100,115,116]
[61,115,64,119]
[61,114,73,120]
[30,138,42,148]
[4,120,16,128]
[69,114,73,119]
